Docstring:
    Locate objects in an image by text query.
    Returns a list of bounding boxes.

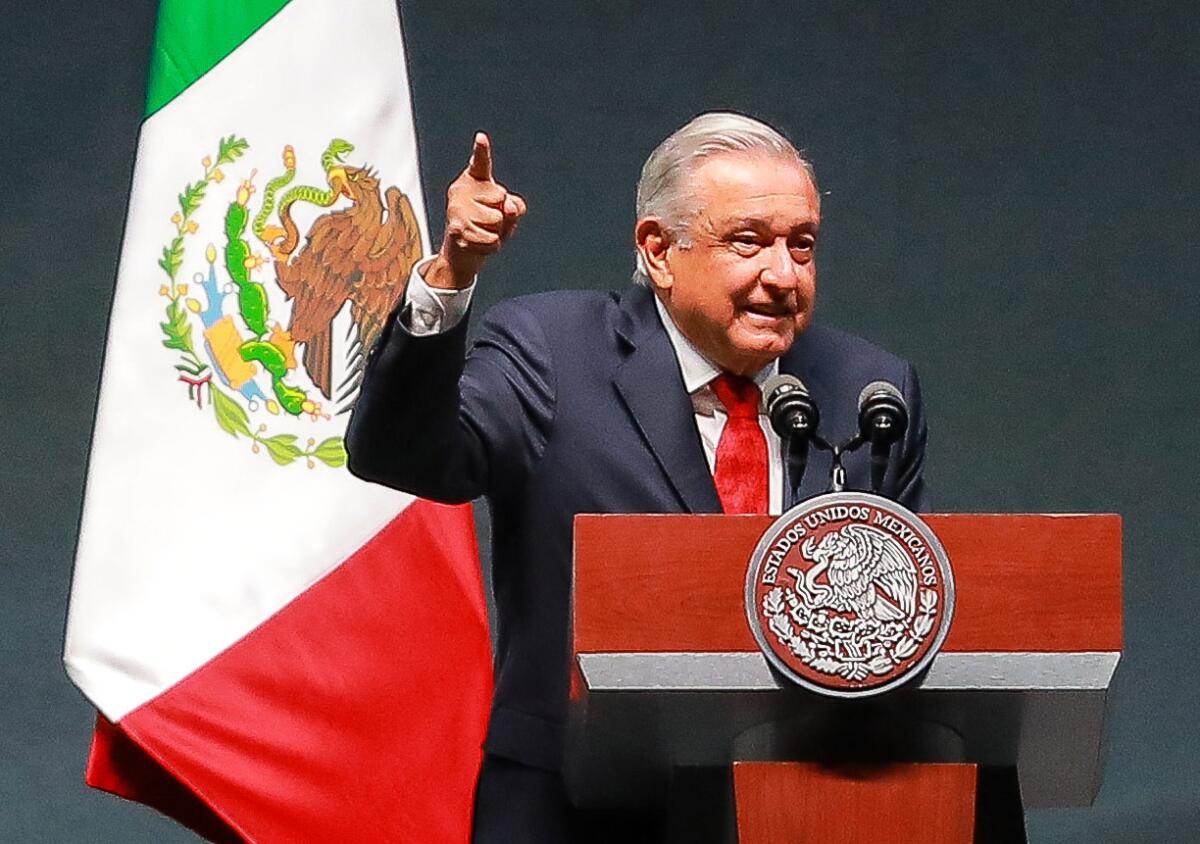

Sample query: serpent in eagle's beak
[327,166,352,199]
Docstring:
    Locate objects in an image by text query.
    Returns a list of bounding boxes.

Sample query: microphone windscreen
[858,379,905,412]
[762,373,809,415]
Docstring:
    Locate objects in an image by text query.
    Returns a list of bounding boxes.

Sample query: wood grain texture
[733,761,977,843]
[573,513,1121,653]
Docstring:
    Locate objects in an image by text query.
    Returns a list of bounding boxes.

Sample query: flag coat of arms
[63,0,492,839]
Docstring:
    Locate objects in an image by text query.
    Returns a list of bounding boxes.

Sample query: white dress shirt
[400,257,784,514]
[650,296,783,515]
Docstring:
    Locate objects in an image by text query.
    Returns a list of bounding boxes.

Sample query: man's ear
[634,217,672,291]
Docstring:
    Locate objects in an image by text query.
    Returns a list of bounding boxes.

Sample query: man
[346,112,926,842]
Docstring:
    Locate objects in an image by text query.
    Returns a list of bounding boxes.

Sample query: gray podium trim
[576,651,1120,692]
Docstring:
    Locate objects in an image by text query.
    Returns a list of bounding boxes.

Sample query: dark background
[3,0,1197,840]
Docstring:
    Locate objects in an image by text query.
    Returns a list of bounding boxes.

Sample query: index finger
[467,131,493,181]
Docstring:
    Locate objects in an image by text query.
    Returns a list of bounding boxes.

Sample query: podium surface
[568,513,1121,809]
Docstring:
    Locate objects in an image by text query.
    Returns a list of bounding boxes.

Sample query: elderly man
[347,112,926,842]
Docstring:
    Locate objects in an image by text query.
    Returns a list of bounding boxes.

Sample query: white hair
[632,111,815,285]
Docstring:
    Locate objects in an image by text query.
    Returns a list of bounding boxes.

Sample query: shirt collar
[652,293,778,395]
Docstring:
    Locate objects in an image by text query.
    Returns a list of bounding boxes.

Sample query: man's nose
[758,240,799,290]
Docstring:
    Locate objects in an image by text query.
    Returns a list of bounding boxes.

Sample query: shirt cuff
[402,257,476,335]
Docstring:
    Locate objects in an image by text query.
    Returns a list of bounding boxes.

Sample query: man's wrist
[404,257,475,335]
[420,252,476,291]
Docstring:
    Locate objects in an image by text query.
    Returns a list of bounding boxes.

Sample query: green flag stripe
[144,0,291,118]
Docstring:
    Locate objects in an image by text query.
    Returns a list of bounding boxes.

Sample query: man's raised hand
[424,132,527,289]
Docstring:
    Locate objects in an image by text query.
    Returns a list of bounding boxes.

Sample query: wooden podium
[566,513,1121,842]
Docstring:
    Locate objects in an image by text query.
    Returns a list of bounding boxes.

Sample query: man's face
[646,152,820,376]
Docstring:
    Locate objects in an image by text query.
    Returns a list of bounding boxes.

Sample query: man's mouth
[741,303,795,320]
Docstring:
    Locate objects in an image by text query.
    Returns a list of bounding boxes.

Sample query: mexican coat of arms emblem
[745,492,955,697]
[153,136,423,468]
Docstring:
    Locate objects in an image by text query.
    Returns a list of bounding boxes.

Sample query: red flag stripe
[86,499,492,842]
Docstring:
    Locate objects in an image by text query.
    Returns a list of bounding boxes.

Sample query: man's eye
[730,237,761,254]
[790,240,816,258]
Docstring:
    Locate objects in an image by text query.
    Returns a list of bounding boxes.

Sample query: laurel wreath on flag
[763,586,938,682]
[155,135,347,469]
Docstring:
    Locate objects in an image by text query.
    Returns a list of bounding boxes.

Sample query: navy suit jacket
[346,282,927,773]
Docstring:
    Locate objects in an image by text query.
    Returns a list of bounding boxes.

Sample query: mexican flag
[63,0,492,840]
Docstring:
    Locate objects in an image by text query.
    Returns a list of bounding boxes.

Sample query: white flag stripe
[66,0,427,721]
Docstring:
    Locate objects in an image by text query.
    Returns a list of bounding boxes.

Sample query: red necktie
[710,374,769,514]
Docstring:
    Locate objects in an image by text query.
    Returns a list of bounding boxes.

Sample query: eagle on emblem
[792,524,918,622]
[261,142,424,408]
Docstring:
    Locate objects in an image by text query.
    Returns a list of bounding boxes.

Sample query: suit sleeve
[888,362,929,511]
[345,299,556,503]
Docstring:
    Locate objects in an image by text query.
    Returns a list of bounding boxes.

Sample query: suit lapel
[612,287,721,514]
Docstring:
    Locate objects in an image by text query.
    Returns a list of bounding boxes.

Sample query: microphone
[764,374,820,440]
[857,380,908,495]
[763,374,820,502]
